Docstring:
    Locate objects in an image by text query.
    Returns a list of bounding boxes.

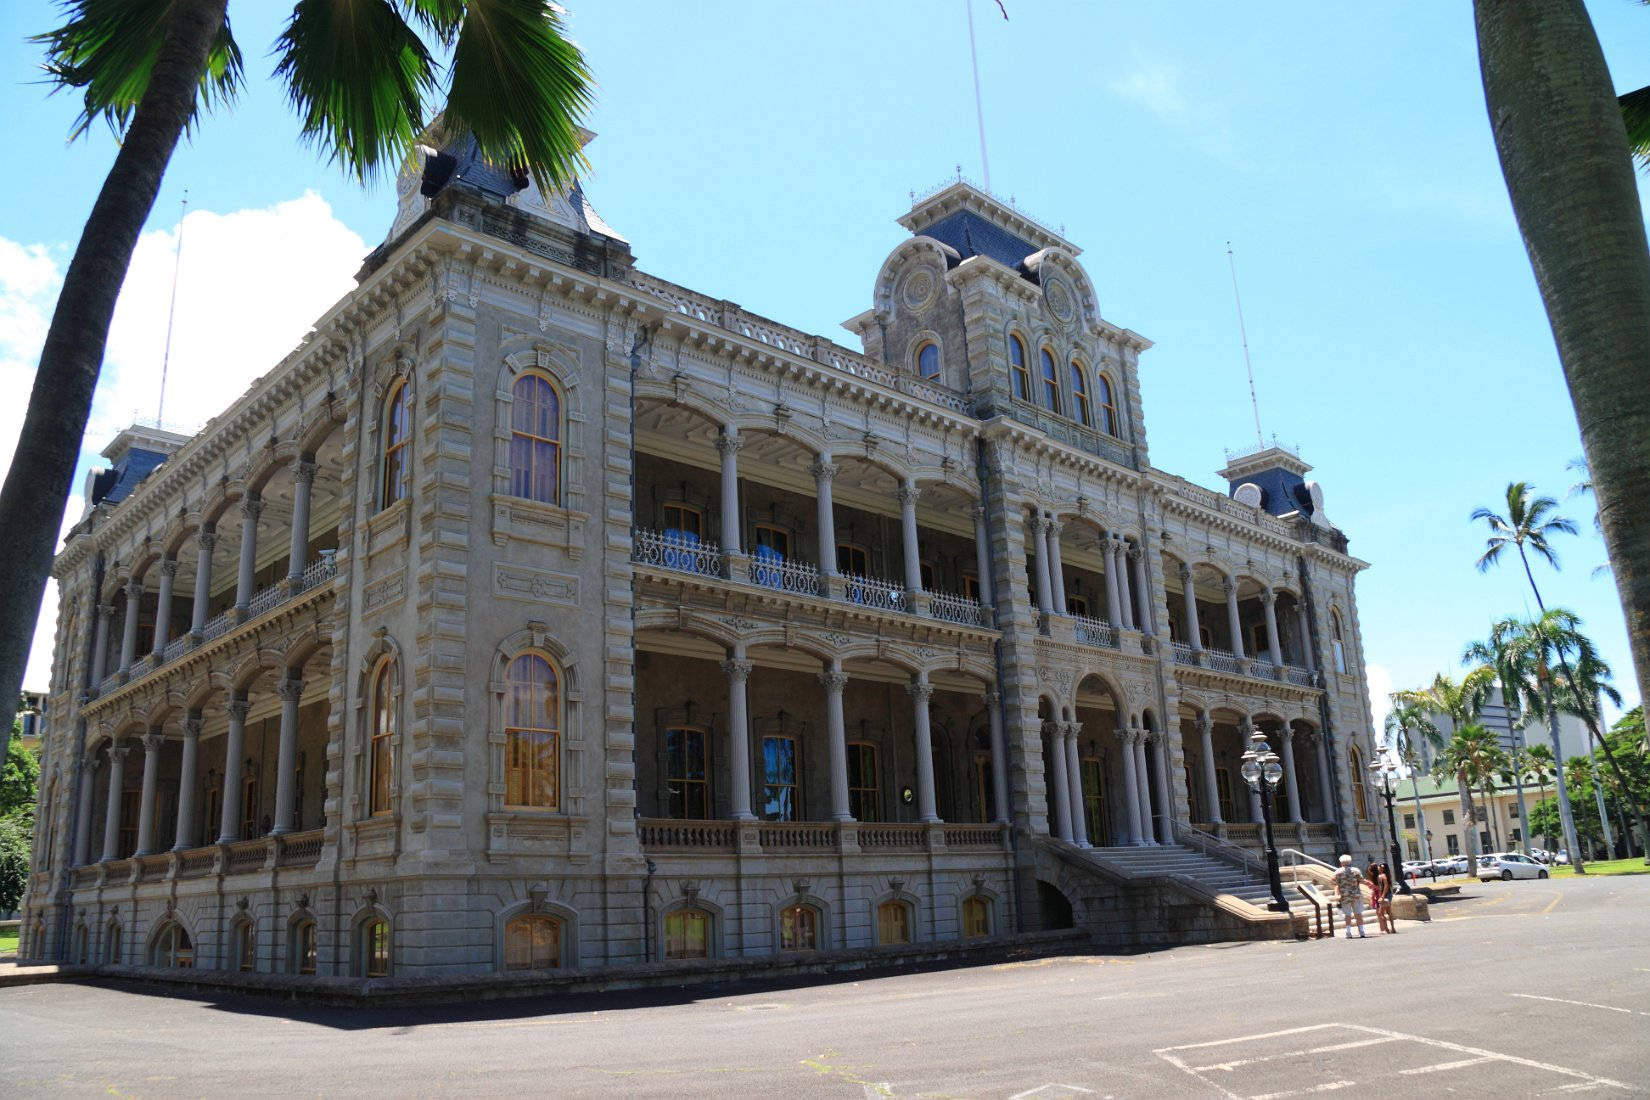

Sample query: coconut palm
[0,0,595,765]
[1434,723,1510,858]
[1464,618,1537,854]
[1473,5,1650,782]
[1394,669,1495,872]
[1524,742,1557,849]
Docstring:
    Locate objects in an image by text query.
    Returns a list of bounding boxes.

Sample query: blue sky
[2,1,1646,733]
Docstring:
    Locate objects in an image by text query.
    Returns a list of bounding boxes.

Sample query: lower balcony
[67,830,324,890]
[1171,641,1319,687]
[638,819,1010,856]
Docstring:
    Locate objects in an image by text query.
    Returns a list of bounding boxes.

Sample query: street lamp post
[1370,754,1413,895]
[1240,730,1290,912]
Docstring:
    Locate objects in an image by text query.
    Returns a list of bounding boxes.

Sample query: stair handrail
[1174,821,1262,879]
[1280,847,1337,874]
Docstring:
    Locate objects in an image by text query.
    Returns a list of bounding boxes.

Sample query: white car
[1477,852,1550,881]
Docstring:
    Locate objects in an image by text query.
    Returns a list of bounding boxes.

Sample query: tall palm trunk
[1475,4,1650,845]
[1498,676,1531,855]
[0,0,229,765]
[1457,773,1480,874]
[1543,682,1585,873]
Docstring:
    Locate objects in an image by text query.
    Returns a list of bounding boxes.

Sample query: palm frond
[1621,83,1650,170]
[33,0,243,140]
[273,0,438,183]
[441,0,593,195]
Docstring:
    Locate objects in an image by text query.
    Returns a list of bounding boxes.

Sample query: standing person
[1371,862,1397,934]
[1333,854,1367,939]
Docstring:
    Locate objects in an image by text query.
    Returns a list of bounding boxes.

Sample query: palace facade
[19,143,1384,979]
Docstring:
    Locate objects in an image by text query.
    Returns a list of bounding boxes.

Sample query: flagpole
[966,0,991,192]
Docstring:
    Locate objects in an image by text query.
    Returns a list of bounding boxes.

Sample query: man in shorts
[1333,854,1367,939]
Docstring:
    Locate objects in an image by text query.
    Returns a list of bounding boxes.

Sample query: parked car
[1402,860,1432,880]
[1478,852,1549,881]
[1432,856,1468,874]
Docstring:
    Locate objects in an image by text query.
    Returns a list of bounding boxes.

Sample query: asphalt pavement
[1,873,1646,1097]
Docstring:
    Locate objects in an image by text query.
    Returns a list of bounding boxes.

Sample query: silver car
[1477,852,1550,881]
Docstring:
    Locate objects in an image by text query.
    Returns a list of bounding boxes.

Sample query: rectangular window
[662,504,703,542]
[962,897,990,938]
[666,727,711,819]
[780,906,817,951]
[1404,813,1416,829]
[919,560,935,592]
[240,776,259,840]
[1067,595,1089,618]
[665,909,709,960]
[973,752,995,824]
[877,901,911,945]
[118,788,140,858]
[836,543,869,577]
[753,524,789,559]
[962,573,981,602]
[1215,767,1235,825]
[1508,803,1519,818]
[296,922,317,976]
[1082,758,1108,845]
[1511,827,1522,843]
[1446,834,1460,855]
[1443,809,1455,826]
[847,743,879,822]
[762,735,799,822]
[1480,830,1491,850]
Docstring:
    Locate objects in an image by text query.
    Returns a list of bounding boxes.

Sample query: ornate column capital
[294,458,318,486]
[906,680,934,703]
[897,482,921,508]
[1196,711,1213,735]
[241,494,264,520]
[183,714,204,740]
[1178,562,1193,582]
[715,433,743,457]
[97,603,116,619]
[227,698,251,723]
[108,744,131,765]
[1127,543,1143,562]
[1222,577,1237,597]
[973,504,987,524]
[1114,727,1135,747]
[198,528,218,553]
[123,579,143,600]
[819,669,848,694]
[159,558,180,579]
[142,731,165,753]
[277,678,304,703]
[983,690,1001,708]
[1259,588,1276,607]
[83,750,103,772]
[1278,724,1295,744]
[810,460,837,483]
[1046,517,1063,538]
[721,658,754,683]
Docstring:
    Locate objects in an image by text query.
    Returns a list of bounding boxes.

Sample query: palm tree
[1524,743,1557,850]
[1464,618,1537,855]
[1473,6,1650,788]
[1471,483,1649,860]
[0,1,595,766]
[1394,669,1495,873]
[1435,723,1510,860]
[1385,698,1443,871]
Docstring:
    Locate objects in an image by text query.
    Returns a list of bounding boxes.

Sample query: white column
[909,675,939,823]
[192,527,218,633]
[1279,726,1304,824]
[1065,724,1088,845]
[822,661,851,821]
[101,743,129,861]
[1103,540,1122,627]
[1130,546,1154,636]
[1046,521,1068,615]
[723,650,755,820]
[985,691,1009,824]
[1314,732,1334,823]
[1151,731,1173,843]
[1180,564,1203,653]
[1115,729,1140,845]
[1224,578,1246,658]
[234,496,262,614]
[218,696,250,843]
[972,506,994,605]
[271,676,303,835]
[1046,721,1072,842]
[1115,542,1136,630]
[134,730,163,856]
[286,458,317,582]
[1261,590,1283,668]
[899,481,924,597]
[718,432,743,556]
[1198,712,1223,824]
[1296,601,1315,671]
[172,714,201,851]
[1031,518,1054,615]
[151,558,178,655]
[73,755,100,865]
[90,604,113,686]
[118,580,142,676]
[813,461,837,576]
[1133,729,1155,844]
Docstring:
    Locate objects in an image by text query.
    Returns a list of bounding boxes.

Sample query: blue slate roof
[909,209,1040,273]
[90,446,168,507]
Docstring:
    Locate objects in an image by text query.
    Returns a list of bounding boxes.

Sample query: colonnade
[1030,517,1147,630]
[1045,720,1171,847]
[1173,565,1317,672]
[1189,713,1332,827]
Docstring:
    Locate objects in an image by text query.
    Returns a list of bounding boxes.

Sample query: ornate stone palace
[20,142,1383,980]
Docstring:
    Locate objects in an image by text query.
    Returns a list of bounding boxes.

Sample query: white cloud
[0,193,366,692]
[1366,662,1394,748]
[1108,51,1188,121]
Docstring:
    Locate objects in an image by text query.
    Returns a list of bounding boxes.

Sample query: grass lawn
[0,926,17,957]
[1550,857,1650,877]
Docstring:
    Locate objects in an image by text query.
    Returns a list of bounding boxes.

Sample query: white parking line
[1513,993,1650,1017]
[1192,1037,1397,1073]
[1249,1082,1354,1100]
[1399,1056,1494,1075]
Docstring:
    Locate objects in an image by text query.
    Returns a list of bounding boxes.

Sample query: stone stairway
[1081,843,1320,920]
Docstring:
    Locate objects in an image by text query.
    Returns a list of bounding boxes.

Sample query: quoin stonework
[19,141,1385,980]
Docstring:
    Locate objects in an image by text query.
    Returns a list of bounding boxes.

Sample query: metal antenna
[157,190,188,427]
[1226,241,1265,451]
[965,0,991,192]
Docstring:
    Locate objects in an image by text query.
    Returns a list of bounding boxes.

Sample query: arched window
[1040,347,1061,414]
[73,923,88,965]
[505,654,561,811]
[1069,361,1092,426]
[1097,373,1118,436]
[916,341,941,381]
[665,726,709,819]
[664,907,710,960]
[1350,747,1368,820]
[509,373,562,505]
[151,922,193,968]
[779,904,818,951]
[369,659,396,817]
[359,918,390,978]
[847,743,879,823]
[1009,335,1030,399]
[1331,610,1348,674]
[232,920,255,972]
[104,920,122,964]
[962,896,991,938]
[30,917,45,959]
[380,378,411,509]
[876,900,912,945]
[290,918,318,975]
[504,914,563,971]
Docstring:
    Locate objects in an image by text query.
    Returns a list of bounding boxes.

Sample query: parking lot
[1,873,1646,1096]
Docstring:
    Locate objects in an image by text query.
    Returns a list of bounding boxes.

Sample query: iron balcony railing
[927,590,984,627]
[632,527,725,578]
[748,552,821,597]
[1072,613,1118,649]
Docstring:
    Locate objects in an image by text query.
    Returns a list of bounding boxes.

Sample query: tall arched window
[1009,335,1030,399]
[509,373,561,505]
[369,659,396,817]
[876,900,912,945]
[779,904,818,951]
[664,907,710,960]
[1069,361,1092,427]
[290,918,318,975]
[359,918,390,978]
[1350,746,1368,819]
[151,922,193,968]
[505,653,561,811]
[1331,610,1348,674]
[504,914,563,971]
[233,920,255,972]
[1097,374,1118,436]
[380,378,411,509]
[916,341,941,381]
[1040,347,1061,414]
[962,896,991,938]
